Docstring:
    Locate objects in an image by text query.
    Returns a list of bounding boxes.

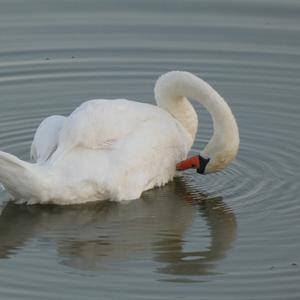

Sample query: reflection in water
[0,178,236,279]
[154,196,236,279]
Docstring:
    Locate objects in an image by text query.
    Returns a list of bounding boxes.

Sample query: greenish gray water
[0,0,300,299]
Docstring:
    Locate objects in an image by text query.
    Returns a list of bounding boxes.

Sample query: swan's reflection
[153,193,236,278]
[0,178,236,279]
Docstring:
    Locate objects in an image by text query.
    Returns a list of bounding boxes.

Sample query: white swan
[0,71,239,205]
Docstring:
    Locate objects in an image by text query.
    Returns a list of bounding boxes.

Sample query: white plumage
[0,71,239,204]
[31,115,66,163]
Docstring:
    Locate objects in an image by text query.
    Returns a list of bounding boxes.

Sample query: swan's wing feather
[31,115,66,163]
[54,99,167,154]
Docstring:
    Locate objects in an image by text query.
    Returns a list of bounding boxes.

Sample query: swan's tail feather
[0,151,42,201]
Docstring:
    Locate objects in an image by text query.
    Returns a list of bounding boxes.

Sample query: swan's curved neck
[154,71,239,173]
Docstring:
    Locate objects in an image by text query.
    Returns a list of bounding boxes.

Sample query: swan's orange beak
[176,155,210,174]
[176,155,200,171]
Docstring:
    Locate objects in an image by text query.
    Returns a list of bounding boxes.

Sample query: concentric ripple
[0,0,300,299]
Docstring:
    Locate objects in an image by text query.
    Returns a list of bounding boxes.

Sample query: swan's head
[176,155,210,174]
[176,148,238,175]
[176,134,239,175]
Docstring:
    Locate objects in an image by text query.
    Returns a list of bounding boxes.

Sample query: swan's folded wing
[31,115,66,163]
[55,99,165,151]
[49,99,191,168]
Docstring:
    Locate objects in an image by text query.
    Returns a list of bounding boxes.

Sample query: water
[0,0,300,299]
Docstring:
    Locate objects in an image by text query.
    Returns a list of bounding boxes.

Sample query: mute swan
[0,71,239,205]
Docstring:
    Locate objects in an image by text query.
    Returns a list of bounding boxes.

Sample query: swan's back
[54,99,191,155]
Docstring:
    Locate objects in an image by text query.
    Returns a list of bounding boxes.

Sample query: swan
[0,71,239,205]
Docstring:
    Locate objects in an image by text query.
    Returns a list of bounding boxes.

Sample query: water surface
[0,0,300,299]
